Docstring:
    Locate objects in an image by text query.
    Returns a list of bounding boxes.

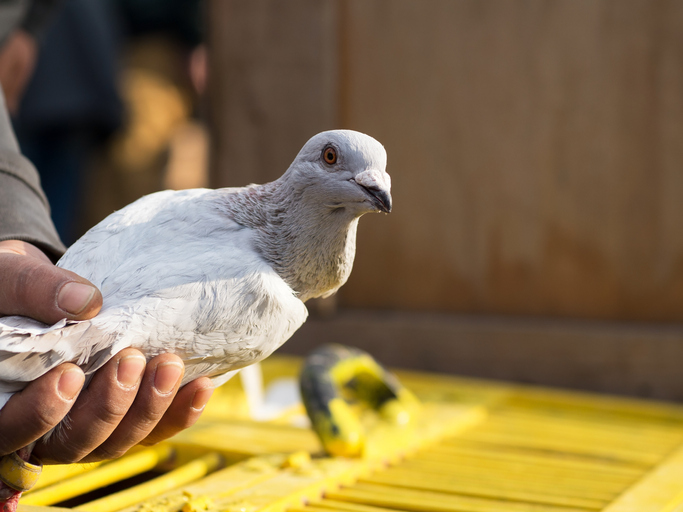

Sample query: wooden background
[207,1,683,398]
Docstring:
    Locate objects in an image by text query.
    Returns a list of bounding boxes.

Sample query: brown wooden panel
[338,0,683,321]
[207,0,339,188]
[282,311,683,401]
[209,1,683,322]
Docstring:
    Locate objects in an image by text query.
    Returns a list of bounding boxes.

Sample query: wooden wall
[285,311,683,401]
[208,1,683,323]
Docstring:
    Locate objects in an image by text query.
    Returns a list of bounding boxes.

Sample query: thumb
[0,245,102,324]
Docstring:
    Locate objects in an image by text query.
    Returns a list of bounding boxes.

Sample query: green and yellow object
[299,344,419,457]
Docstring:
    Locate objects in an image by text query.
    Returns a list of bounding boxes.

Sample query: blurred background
[5,0,683,400]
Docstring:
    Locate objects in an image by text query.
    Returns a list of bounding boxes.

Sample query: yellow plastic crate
[17,355,683,512]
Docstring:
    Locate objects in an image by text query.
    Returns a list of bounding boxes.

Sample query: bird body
[0,130,391,409]
[0,188,308,403]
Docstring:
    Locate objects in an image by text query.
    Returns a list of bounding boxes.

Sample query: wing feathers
[0,320,121,390]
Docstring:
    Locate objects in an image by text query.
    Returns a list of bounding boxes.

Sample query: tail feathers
[0,315,67,334]
[0,317,123,396]
[0,316,77,353]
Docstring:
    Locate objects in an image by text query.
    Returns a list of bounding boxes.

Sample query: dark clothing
[11,0,123,244]
[0,0,66,259]
[13,0,121,134]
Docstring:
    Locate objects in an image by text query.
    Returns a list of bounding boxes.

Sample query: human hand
[0,30,37,114]
[0,239,102,323]
[0,241,214,463]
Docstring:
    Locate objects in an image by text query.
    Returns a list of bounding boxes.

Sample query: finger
[34,349,146,464]
[141,377,214,446]
[81,354,185,462]
[0,249,102,324]
[0,364,84,456]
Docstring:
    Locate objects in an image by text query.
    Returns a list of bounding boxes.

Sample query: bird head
[286,130,392,216]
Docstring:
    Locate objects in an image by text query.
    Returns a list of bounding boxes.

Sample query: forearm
[0,166,65,260]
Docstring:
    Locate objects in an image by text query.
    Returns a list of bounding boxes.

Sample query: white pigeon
[0,130,391,411]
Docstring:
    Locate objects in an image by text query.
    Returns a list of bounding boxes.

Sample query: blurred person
[86,0,207,227]
[0,0,214,484]
[12,0,206,245]
[11,0,123,245]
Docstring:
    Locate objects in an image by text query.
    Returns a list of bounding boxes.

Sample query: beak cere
[353,169,392,213]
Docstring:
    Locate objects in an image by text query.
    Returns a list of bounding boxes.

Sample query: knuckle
[123,422,157,445]
[141,408,166,425]
[90,398,130,428]
[95,407,128,428]
[59,451,89,465]
[14,262,47,310]
[30,406,63,437]
[0,431,16,455]
[89,444,129,462]
[120,412,166,445]
[0,261,27,313]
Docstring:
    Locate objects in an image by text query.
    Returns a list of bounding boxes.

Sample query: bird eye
[322,146,337,165]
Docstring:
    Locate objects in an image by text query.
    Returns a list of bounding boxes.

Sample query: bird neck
[217,178,360,302]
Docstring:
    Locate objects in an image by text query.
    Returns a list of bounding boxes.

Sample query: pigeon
[0,129,391,509]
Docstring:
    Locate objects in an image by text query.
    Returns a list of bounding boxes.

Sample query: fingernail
[57,282,97,315]
[57,368,85,401]
[154,362,183,395]
[191,386,214,411]
[117,355,146,389]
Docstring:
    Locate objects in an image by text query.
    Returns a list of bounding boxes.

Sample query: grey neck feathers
[215,175,360,302]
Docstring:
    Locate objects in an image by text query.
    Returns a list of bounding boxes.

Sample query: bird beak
[365,187,392,213]
[353,169,392,213]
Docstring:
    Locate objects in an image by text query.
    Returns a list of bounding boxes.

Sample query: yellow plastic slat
[457,430,666,465]
[461,418,682,455]
[408,453,639,485]
[601,443,683,512]
[118,405,485,512]
[325,484,592,512]
[30,463,105,492]
[359,473,607,509]
[389,462,630,497]
[418,444,646,476]
[74,452,223,512]
[18,505,72,512]
[501,389,683,423]
[117,455,358,512]
[15,357,683,512]
[310,500,409,512]
[115,454,288,512]
[169,421,322,458]
[21,445,174,506]
[488,409,683,442]
[364,467,619,503]
[472,424,682,457]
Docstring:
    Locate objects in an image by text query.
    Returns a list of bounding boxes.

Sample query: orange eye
[323,146,337,165]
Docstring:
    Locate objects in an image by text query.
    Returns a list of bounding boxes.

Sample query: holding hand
[0,240,213,464]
